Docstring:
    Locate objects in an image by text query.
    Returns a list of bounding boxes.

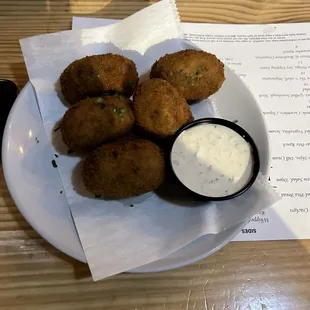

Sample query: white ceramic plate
[2,60,270,273]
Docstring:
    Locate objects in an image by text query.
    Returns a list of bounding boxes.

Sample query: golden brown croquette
[82,137,165,198]
[150,49,225,101]
[61,95,135,151]
[133,78,193,139]
[60,54,138,105]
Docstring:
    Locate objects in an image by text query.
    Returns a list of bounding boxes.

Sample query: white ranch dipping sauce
[171,123,254,197]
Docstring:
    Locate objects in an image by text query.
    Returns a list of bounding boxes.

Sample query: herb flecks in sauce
[171,123,253,197]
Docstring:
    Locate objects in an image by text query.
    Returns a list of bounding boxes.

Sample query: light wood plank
[1,1,310,309]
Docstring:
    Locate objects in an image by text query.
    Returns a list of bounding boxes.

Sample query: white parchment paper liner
[20,1,280,281]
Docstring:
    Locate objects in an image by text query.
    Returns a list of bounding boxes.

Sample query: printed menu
[73,18,310,241]
[182,23,310,241]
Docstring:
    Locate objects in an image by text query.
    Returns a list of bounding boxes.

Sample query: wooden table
[1,1,310,309]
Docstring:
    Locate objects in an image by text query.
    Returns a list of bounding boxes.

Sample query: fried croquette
[82,137,165,198]
[150,49,225,101]
[61,95,135,151]
[133,78,193,139]
[60,54,138,105]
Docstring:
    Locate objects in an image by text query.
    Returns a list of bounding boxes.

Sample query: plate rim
[2,83,86,263]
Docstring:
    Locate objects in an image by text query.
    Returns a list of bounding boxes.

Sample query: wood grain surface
[1,1,310,309]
